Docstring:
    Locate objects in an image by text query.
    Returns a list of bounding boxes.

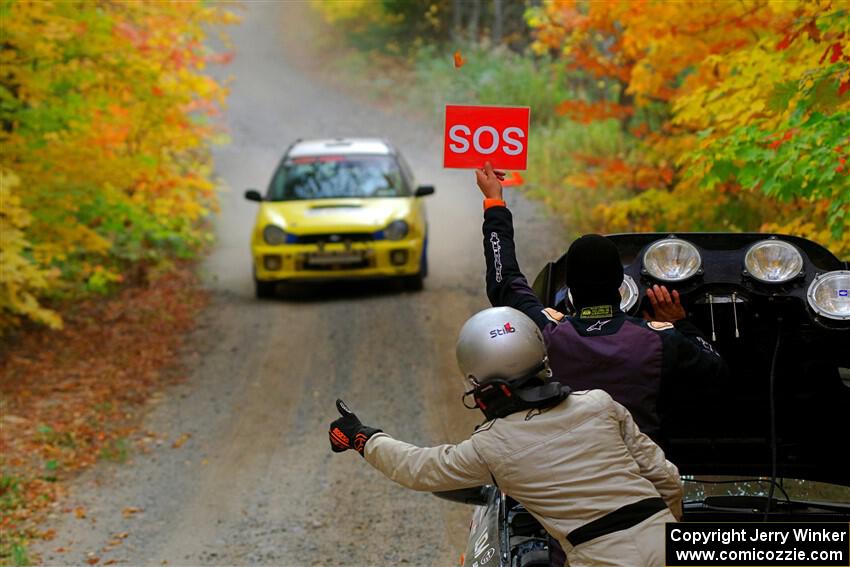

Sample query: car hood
[531,232,850,487]
[260,198,411,234]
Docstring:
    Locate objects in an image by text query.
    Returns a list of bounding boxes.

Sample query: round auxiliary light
[744,239,803,283]
[807,270,850,321]
[619,274,639,313]
[263,225,287,245]
[643,238,701,282]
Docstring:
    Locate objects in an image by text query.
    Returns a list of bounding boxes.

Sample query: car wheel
[403,245,427,291]
[420,239,429,279]
[254,277,276,299]
[402,272,424,291]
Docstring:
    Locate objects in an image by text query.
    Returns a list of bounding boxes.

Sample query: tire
[402,245,427,291]
[402,272,424,291]
[254,277,276,299]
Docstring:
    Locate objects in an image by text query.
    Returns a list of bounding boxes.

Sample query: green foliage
[99,437,130,463]
[412,45,575,125]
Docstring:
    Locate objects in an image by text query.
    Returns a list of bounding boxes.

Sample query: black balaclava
[565,234,624,310]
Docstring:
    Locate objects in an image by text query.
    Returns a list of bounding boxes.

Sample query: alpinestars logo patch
[586,319,611,332]
[490,232,503,283]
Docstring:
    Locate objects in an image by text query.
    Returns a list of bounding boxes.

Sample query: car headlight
[643,238,701,282]
[619,275,639,313]
[263,225,287,245]
[807,270,850,320]
[744,239,803,283]
[384,220,409,241]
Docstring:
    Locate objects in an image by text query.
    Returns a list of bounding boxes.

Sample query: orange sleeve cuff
[483,198,506,211]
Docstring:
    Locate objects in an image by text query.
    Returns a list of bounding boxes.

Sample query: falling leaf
[453,50,464,69]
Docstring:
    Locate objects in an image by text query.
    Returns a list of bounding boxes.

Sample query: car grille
[292,233,375,245]
[301,259,372,271]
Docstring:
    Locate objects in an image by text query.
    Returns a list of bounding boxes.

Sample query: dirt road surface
[33,4,566,566]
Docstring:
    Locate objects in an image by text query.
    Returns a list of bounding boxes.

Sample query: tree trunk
[492,0,503,44]
[452,0,463,43]
[469,0,481,43]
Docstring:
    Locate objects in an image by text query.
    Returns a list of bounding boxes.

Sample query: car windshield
[683,476,850,504]
[269,155,408,201]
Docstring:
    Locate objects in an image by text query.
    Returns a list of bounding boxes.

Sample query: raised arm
[476,163,553,330]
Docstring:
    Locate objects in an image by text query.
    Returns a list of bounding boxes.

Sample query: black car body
[440,232,850,567]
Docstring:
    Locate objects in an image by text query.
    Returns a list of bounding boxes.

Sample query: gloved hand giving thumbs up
[329,399,382,456]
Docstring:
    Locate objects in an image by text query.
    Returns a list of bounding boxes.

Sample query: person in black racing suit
[475,161,726,441]
[475,162,726,566]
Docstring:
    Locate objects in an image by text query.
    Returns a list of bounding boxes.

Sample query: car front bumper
[253,238,423,282]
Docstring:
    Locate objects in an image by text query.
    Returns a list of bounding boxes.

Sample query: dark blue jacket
[483,205,726,439]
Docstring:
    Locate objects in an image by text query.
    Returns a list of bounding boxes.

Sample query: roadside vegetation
[1,2,234,563]
[312,0,850,257]
[0,1,236,332]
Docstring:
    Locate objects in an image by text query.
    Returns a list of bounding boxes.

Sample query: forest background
[314,0,850,258]
[1,2,235,564]
[0,1,847,563]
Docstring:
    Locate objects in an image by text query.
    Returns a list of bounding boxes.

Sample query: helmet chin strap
[463,372,571,421]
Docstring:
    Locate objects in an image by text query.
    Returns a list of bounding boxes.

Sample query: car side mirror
[432,486,489,506]
[414,185,435,197]
[244,189,263,202]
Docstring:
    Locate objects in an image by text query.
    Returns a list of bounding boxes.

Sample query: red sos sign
[443,105,530,170]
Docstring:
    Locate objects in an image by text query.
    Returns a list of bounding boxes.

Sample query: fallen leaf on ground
[122,507,142,518]
[171,432,191,449]
[74,507,87,519]
[86,556,100,565]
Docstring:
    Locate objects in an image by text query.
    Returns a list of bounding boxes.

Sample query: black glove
[329,399,381,456]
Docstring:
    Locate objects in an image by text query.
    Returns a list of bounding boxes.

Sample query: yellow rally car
[244,138,434,298]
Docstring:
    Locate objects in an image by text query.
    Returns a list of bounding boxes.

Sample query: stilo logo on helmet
[489,322,516,338]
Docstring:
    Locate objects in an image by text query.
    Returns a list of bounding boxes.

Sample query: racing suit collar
[574,304,623,320]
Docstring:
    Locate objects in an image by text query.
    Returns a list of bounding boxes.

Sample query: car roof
[287,138,393,158]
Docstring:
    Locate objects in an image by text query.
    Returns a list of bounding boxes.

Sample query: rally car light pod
[642,237,702,282]
[384,220,409,241]
[619,275,639,313]
[263,225,287,245]
[807,270,850,321]
[744,239,803,283]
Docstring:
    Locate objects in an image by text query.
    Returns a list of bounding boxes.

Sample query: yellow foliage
[0,0,235,329]
[0,171,62,329]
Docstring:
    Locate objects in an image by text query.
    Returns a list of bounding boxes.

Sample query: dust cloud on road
[33,4,566,565]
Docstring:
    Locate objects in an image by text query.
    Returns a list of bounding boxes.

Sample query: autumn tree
[0,1,236,329]
[528,0,849,255]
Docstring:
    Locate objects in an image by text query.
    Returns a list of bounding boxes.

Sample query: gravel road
[33,4,566,566]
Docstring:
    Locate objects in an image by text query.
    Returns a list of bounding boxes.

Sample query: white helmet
[456,307,551,389]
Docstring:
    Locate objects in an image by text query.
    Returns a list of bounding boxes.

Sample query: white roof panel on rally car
[288,138,392,158]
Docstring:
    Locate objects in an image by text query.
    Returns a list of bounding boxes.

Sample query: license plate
[305,252,364,266]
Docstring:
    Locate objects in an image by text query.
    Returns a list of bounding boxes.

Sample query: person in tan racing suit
[329,307,682,567]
